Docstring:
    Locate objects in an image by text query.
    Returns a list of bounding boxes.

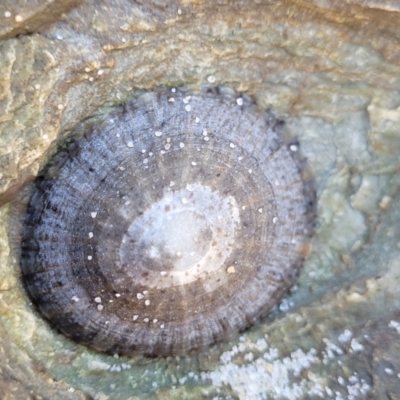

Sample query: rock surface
[1,0,400,399]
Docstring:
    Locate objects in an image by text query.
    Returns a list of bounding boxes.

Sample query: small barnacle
[20,87,316,357]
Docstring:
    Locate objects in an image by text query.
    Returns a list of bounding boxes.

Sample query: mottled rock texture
[1,0,400,399]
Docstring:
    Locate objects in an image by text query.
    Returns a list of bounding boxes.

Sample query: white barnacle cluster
[200,329,371,400]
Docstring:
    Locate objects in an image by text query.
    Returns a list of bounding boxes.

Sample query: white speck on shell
[385,368,394,375]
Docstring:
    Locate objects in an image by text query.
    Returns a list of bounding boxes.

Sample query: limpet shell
[21,87,316,357]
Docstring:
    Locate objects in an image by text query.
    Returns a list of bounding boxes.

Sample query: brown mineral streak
[20,87,316,357]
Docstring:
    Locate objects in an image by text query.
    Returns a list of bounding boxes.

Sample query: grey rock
[1,0,400,399]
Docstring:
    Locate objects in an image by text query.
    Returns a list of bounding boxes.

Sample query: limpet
[21,87,316,357]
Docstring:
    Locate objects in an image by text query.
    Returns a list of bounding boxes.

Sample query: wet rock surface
[1,0,400,399]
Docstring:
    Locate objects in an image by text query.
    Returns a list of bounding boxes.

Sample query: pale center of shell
[119,184,240,289]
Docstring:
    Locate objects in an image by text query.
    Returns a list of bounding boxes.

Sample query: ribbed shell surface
[21,88,316,357]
